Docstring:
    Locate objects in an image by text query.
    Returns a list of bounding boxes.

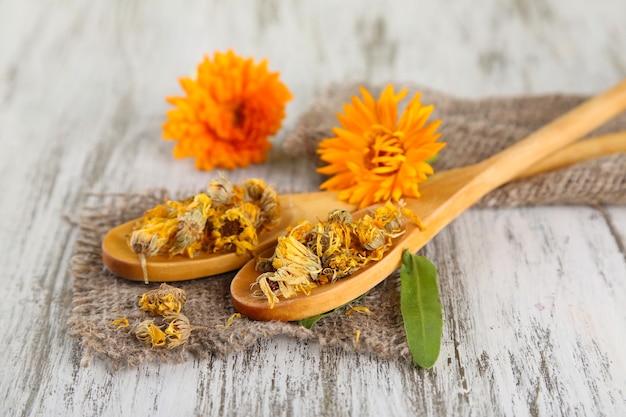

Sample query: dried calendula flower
[124,284,198,349]
[138,283,187,315]
[210,206,259,255]
[245,179,282,230]
[207,174,235,205]
[253,202,420,307]
[127,176,281,283]
[135,320,167,347]
[169,194,213,257]
[163,311,192,349]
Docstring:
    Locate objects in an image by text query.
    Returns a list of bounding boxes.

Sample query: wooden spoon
[101,130,626,282]
[230,79,626,321]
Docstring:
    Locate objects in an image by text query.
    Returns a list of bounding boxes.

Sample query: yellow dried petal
[217,313,242,328]
[135,320,167,347]
[345,306,372,316]
[110,317,129,328]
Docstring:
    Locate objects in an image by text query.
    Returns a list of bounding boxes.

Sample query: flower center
[364,125,405,175]
[212,102,245,140]
[232,104,244,128]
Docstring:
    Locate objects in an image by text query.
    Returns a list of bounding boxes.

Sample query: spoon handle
[518,131,626,179]
[407,79,626,253]
[474,78,626,193]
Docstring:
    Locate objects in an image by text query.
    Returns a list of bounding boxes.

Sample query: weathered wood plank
[1,0,625,416]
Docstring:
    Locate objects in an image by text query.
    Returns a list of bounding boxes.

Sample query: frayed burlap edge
[283,82,626,207]
[68,191,414,369]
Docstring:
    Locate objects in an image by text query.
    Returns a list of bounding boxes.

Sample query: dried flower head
[207,174,235,205]
[210,206,259,255]
[129,219,177,258]
[355,216,386,251]
[170,194,213,257]
[138,283,188,315]
[163,311,192,349]
[254,234,322,308]
[254,202,420,307]
[243,178,268,201]
[127,177,281,283]
[317,85,445,208]
[163,50,293,170]
[135,320,167,347]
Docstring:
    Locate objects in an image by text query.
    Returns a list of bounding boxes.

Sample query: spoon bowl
[231,79,626,321]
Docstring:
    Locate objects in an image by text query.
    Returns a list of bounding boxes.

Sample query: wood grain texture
[1,0,624,416]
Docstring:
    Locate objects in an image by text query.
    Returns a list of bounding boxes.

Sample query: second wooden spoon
[231,79,626,321]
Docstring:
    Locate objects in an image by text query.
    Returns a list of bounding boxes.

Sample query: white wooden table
[1,1,625,415]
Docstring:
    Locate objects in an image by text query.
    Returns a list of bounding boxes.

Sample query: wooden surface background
[1,0,625,416]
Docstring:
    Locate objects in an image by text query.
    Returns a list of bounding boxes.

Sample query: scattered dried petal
[345,306,372,316]
[217,313,242,329]
[110,318,129,329]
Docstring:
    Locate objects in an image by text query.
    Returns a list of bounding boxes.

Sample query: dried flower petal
[135,320,167,347]
[345,306,372,316]
[217,313,242,329]
[110,317,129,329]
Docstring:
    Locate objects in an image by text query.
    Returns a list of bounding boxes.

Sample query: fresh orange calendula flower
[163,50,292,170]
[317,85,445,208]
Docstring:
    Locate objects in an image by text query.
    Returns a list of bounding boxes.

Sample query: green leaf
[400,249,443,369]
[298,309,339,329]
[298,294,367,329]
[425,154,439,164]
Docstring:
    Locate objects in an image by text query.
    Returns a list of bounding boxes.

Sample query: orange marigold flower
[163,50,292,170]
[317,85,445,208]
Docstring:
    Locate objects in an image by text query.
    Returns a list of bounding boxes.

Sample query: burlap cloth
[69,83,626,368]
